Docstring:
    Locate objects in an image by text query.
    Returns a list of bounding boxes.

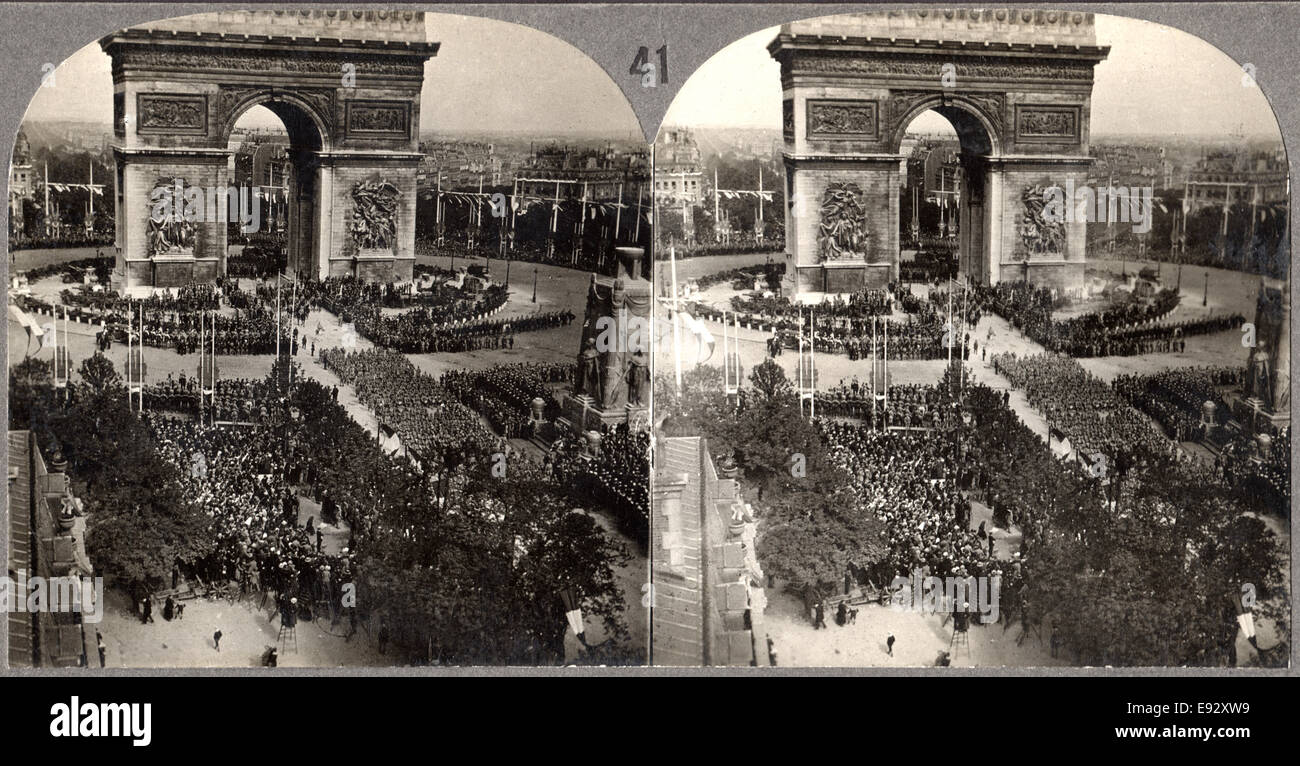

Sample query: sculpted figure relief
[349,179,400,251]
[818,182,869,262]
[1019,184,1066,256]
[147,178,197,256]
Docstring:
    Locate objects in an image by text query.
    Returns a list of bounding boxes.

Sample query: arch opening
[899,105,996,285]
[229,101,325,280]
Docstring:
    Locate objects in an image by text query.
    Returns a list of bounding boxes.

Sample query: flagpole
[139,303,145,413]
[126,305,132,410]
[670,245,683,393]
[721,308,729,392]
[883,318,889,429]
[733,311,740,398]
[947,276,954,370]
[509,177,518,252]
[634,182,643,242]
[960,274,968,398]
[797,309,804,397]
[714,167,720,243]
[43,161,50,237]
[435,174,443,247]
[578,181,589,266]
[872,315,878,428]
[290,276,297,389]
[614,181,624,243]
[809,308,816,419]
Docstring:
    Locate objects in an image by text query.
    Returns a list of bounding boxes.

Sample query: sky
[661,14,1284,141]
[21,12,642,140]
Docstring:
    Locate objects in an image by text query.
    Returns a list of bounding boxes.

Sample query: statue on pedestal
[566,246,650,425]
[579,338,602,401]
[1248,349,1272,405]
[627,351,649,407]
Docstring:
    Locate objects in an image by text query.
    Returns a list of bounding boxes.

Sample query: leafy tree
[749,357,792,401]
[78,352,121,394]
[8,356,54,432]
[757,486,887,592]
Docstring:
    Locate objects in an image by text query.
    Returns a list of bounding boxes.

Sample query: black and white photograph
[6,9,651,668]
[2,2,1296,691]
[651,9,1290,668]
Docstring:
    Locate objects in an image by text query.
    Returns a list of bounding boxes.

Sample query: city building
[516,144,648,203]
[7,431,96,668]
[653,128,703,205]
[1185,149,1288,209]
[8,131,35,235]
[652,436,767,667]
[1089,144,1173,189]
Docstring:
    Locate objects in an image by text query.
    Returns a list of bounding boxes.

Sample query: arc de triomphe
[101,9,438,292]
[770,9,1108,298]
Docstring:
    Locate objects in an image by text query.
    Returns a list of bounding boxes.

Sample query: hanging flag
[679,310,716,364]
[559,588,583,639]
[9,305,45,352]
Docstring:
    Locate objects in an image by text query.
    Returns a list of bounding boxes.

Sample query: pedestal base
[559,393,645,432]
[119,254,222,293]
[792,262,893,296]
[999,259,1085,291]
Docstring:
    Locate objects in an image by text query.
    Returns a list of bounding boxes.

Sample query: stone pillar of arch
[100,10,438,293]
[769,9,1108,299]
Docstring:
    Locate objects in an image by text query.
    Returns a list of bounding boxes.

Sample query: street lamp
[532,267,538,303]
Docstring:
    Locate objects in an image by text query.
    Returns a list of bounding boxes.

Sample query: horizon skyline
[662,14,1286,142]
[19,12,643,141]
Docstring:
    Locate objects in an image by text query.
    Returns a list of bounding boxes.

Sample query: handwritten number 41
[630,45,668,88]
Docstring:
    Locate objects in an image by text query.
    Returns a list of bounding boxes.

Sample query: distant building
[1185,150,1288,209]
[1089,144,1173,189]
[653,128,704,206]
[420,139,499,189]
[8,131,35,235]
[7,432,96,668]
[516,144,649,203]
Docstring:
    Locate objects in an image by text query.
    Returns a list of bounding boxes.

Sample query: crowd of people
[736,289,895,321]
[142,376,277,422]
[975,280,1243,357]
[319,348,500,460]
[440,362,571,439]
[991,352,1175,460]
[817,418,998,582]
[1111,366,1289,514]
[690,264,781,294]
[148,409,357,621]
[551,423,651,539]
[357,306,572,354]
[1113,367,1237,442]
[689,285,959,361]
[652,237,784,261]
[9,232,114,251]
[815,381,963,430]
[320,347,650,540]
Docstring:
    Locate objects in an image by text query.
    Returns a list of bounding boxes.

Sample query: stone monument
[559,246,652,431]
[769,9,1107,299]
[100,10,438,293]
